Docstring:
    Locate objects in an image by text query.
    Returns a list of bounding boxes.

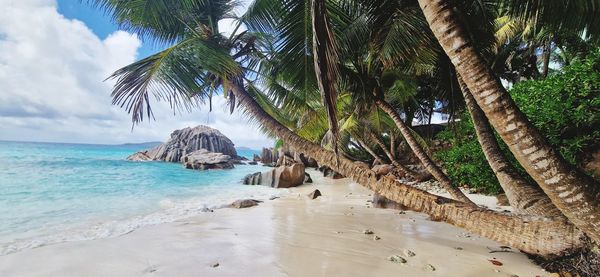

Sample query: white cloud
[0,0,272,149]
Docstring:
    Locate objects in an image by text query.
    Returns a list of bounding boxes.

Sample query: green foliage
[436,50,600,194]
[510,49,600,164]
[435,114,502,194]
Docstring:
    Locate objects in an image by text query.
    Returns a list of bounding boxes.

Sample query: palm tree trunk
[541,39,552,78]
[355,136,386,166]
[417,0,600,243]
[457,76,563,217]
[389,132,396,159]
[375,99,474,204]
[229,81,583,257]
[369,132,420,178]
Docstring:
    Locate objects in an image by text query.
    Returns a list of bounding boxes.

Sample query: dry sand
[0,169,546,276]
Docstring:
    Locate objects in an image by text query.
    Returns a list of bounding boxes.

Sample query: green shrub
[435,50,600,195]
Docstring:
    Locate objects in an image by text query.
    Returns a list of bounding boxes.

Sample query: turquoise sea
[0,141,278,255]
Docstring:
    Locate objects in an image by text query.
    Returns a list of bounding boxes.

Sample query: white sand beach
[0,169,545,276]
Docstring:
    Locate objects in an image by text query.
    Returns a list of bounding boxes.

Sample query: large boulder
[243,172,262,185]
[260,147,279,165]
[242,163,306,188]
[127,125,239,162]
[181,149,234,170]
[127,151,153,161]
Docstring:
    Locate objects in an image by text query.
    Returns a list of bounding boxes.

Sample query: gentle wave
[0,185,282,256]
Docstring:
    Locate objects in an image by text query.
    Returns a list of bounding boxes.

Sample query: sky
[0,0,271,149]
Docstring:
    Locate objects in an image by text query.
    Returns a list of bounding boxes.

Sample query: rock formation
[260,147,279,165]
[307,189,322,199]
[318,166,344,179]
[127,125,240,162]
[181,149,234,170]
[230,199,262,209]
[243,163,306,188]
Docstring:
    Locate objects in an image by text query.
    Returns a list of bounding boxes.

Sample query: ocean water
[0,141,278,255]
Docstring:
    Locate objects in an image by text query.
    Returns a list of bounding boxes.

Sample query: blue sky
[57,0,159,58]
[0,0,270,148]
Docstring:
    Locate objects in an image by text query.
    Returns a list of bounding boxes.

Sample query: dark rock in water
[230,199,262,209]
[181,149,233,170]
[252,154,261,162]
[260,147,279,164]
[231,159,244,165]
[201,207,214,212]
[372,193,407,210]
[304,173,313,183]
[127,125,240,162]
[126,151,153,161]
[243,172,262,185]
[247,161,258,165]
[307,189,321,199]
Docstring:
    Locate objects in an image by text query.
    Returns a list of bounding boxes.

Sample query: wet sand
[0,169,545,276]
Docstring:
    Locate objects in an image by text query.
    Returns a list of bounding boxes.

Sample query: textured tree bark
[229,81,583,257]
[457,76,563,217]
[418,0,600,243]
[369,132,420,178]
[389,132,396,159]
[375,99,474,204]
[355,136,386,166]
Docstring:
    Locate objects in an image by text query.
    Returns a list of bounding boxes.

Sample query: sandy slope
[0,169,545,276]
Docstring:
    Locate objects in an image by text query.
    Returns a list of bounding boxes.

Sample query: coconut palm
[417,0,600,243]
[91,0,587,256]
[244,0,474,203]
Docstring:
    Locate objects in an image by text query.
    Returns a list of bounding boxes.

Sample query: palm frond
[107,37,240,123]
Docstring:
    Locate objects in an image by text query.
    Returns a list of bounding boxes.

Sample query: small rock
[210,262,219,268]
[230,199,262,208]
[269,196,279,200]
[510,275,519,277]
[488,259,503,266]
[373,236,381,241]
[307,189,322,199]
[304,173,313,183]
[404,249,416,257]
[398,211,406,215]
[454,247,463,250]
[494,269,500,273]
[425,264,436,271]
[201,207,214,212]
[388,255,407,264]
[363,229,374,235]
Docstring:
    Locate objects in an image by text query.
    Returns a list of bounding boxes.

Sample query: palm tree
[416,0,600,243]
[92,0,585,256]
[457,76,563,217]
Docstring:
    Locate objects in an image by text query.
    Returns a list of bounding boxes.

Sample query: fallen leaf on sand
[488,260,503,266]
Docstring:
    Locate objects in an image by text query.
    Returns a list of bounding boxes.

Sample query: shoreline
[0,169,545,276]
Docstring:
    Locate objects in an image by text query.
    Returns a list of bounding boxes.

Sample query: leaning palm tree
[416,0,600,244]
[92,0,585,257]
[244,0,474,203]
